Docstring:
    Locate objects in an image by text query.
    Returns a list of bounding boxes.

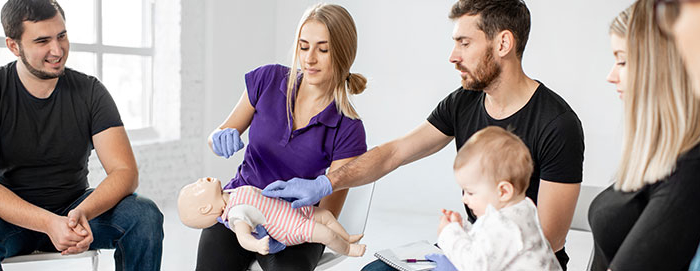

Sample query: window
[0,0,155,131]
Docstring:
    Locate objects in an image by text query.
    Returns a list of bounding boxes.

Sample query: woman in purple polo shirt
[195,3,368,271]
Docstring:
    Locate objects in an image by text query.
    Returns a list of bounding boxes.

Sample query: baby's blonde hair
[454,126,533,194]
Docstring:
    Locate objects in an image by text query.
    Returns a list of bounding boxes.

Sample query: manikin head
[453,126,533,217]
[1,0,69,80]
[177,177,227,229]
[447,0,531,90]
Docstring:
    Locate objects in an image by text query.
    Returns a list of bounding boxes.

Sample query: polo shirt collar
[279,71,343,128]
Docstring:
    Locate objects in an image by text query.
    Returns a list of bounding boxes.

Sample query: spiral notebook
[373,240,443,271]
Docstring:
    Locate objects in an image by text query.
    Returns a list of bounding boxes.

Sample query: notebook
[373,240,443,271]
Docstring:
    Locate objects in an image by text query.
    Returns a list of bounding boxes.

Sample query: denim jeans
[0,189,164,271]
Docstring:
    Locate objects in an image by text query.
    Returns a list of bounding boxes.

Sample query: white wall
[202,0,635,216]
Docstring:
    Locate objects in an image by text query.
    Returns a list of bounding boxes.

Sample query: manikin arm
[233,221,270,255]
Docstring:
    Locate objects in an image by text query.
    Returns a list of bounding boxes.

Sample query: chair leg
[92,250,100,271]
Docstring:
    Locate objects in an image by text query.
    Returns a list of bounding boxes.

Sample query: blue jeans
[0,189,164,271]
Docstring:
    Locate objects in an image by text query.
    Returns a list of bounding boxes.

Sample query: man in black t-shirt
[262,0,584,270]
[0,1,162,270]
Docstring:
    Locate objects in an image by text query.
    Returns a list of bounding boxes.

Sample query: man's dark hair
[1,0,65,40]
[449,0,530,59]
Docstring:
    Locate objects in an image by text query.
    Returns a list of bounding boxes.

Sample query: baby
[436,126,562,270]
[177,177,366,256]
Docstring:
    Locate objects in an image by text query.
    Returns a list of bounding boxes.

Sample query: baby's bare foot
[256,236,270,255]
[348,244,366,257]
[348,234,364,243]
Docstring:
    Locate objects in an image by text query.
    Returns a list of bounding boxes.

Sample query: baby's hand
[438,209,463,235]
[255,236,270,255]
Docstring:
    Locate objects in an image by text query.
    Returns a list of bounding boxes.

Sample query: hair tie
[346,73,352,81]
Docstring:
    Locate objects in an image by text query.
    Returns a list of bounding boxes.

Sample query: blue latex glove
[425,253,457,271]
[261,175,333,208]
[212,128,245,158]
[216,217,286,254]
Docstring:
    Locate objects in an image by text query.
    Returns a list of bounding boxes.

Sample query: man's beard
[19,45,65,80]
[458,47,501,90]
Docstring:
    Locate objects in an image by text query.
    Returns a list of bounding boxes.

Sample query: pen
[403,259,432,263]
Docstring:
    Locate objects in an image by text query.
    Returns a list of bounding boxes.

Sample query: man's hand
[425,253,458,271]
[62,209,94,255]
[43,214,88,253]
[212,128,245,158]
[261,175,333,208]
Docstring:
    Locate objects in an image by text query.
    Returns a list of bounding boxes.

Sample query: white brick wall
[87,0,205,208]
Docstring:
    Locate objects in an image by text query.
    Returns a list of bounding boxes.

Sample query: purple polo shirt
[224,64,367,190]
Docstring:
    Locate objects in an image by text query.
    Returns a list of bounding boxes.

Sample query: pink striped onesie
[222,185,316,246]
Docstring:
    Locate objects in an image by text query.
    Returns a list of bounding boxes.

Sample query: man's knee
[113,194,164,238]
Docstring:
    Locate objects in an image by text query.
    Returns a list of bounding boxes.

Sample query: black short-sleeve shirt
[0,61,123,212]
[588,143,700,271]
[428,82,585,222]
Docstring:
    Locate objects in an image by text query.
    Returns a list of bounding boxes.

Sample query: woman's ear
[496,30,515,58]
[199,204,214,215]
[497,180,514,202]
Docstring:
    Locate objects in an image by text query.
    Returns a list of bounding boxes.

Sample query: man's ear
[497,180,514,202]
[495,30,515,58]
[5,37,20,57]
[199,204,214,215]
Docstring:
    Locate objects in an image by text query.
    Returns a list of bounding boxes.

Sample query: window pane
[102,54,151,129]
[59,0,95,44]
[0,49,16,66]
[66,52,96,77]
[102,0,151,47]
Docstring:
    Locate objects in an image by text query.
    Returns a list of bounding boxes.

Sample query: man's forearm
[75,168,138,220]
[0,184,54,233]
[326,143,402,191]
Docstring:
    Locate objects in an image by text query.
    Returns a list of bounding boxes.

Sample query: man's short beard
[19,45,64,80]
[460,47,501,90]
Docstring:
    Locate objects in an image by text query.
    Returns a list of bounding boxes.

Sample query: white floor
[2,206,593,271]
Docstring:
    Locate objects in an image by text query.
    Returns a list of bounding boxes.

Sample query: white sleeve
[437,210,524,271]
[227,204,267,234]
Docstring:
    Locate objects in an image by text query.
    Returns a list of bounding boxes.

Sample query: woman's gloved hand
[212,128,245,158]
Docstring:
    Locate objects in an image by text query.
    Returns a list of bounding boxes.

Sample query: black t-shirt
[588,143,700,271]
[428,82,585,222]
[0,61,123,212]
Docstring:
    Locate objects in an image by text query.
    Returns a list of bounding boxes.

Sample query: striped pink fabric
[224,186,316,246]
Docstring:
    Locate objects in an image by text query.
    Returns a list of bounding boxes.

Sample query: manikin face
[673,3,700,97]
[449,15,501,90]
[606,34,628,100]
[298,20,333,88]
[6,14,69,80]
[177,177,226,229]
[455,160,504,218]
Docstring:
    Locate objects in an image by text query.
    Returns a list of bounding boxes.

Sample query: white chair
[568,184,605,270]
[1,249,100,271]
[249,182,376,271]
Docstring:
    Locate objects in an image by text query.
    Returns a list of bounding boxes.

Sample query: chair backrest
[336,182,376,235]
[570,184,606,232]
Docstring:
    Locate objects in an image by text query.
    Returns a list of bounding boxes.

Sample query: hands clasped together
[45,208,93,255]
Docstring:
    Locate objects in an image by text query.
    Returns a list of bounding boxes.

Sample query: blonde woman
[588,0,700,270]
[197,4,368,271]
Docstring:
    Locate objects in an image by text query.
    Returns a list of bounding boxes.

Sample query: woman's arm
[207,91,256,153]
[319,156,357,218]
